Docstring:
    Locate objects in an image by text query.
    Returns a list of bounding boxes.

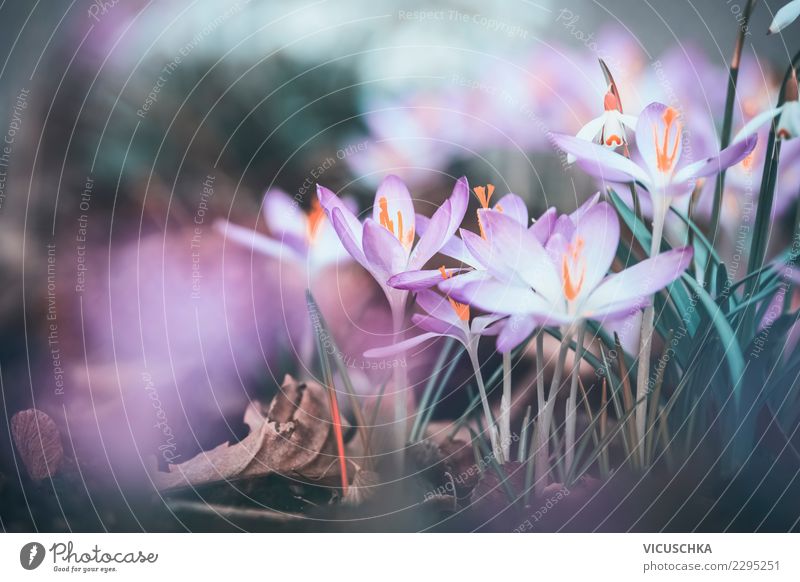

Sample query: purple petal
[584,246,693,314]
[409,176,469,269]
[263,188,307,249]
[574,202,620,294]
[551,133,650,186]
[570,192,602,222]
[388,267,467,291]
[317,184,363,245]
[417,215,481,268]
[363,332,444,359]
[496,314,539,353]
[411,313,466,342]
[415,289,462,327]
[673,134,757,184]
[362,219,408,282]
[494,193,528,226]
[214,219,305,263]
[530,207,557,243]
[635,102,683,179]
[479,210,562,304]
[446,278,567,325]
[331,208,369,270]
[372,175,416,242]
[438,269,494,295]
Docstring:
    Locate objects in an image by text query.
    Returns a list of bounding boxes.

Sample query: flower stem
[635,196,668,465]
[708,0,757,251]
[564,323,586,473]
[466,340,502,462]
[500,351,512,462]
[534,330,571,497]
[390,296,409,472]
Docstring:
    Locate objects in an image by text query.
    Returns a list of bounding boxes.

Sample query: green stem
[564,323,586,473]
[500,351,512,462]
[534,330,571,497]
[390,297,409,471]
[635,195,668,465]
[466,339,501,462]
[708,0,757,250]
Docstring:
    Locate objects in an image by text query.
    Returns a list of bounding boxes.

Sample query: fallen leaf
[154,375,346,490]
[10,409,64,481]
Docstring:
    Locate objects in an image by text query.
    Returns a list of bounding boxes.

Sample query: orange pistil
[306,198,326,243]
[439,266,470,321]
[378,196,415,250]
[561,237,586,302]
[605,134,623,146]
[473,184,499,240]
[653,106,682,174]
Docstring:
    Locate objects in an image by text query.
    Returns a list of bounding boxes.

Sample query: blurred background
[0,0,797,531]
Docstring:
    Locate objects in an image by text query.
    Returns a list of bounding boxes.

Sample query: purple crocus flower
[439,202,693,329]
[387,184,535,292]
[214,188,351,277]
[553,102,756,221]
[316,175,469,304]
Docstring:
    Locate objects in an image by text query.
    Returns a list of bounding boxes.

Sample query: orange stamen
[473,184,498,240]
[561,237,586,302]
[378,196,414,250]
[306,198,326,243]
[652,107,682,173]
[473,184,495,209]
[439,266,470,321]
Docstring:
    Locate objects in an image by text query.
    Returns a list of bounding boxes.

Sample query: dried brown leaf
[155,375,344,490]
[11,409,64,481]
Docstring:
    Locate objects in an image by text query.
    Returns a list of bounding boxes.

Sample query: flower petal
[408,177,468,269]
[551,133,651,185]
[496,314,539,353]
[584,246,693,315]
[574,202,620,294]
[364,332,446,359]
[635,102,683,179]
[479,209,563,304]
[317,184,363,245]
[214,219,304,263]
[362,218,408,282]
[415,288,463,327]
[411,313,466,343]
[530,207,557,243]
[263,188,307,249]
[493,193,529,226]
[673,134,757,184]
[769,0,800,34]
[331,208,369,270]
[372,174,416,240]
[388,268,467,291]
[446,277,568,326]
[733,107,784,143]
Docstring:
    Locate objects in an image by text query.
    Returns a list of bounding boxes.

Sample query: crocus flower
[769,0,800,34]
[214,188,351,276]
[387,184,535,292]
[553,102,757,218]
[439,202,693,329]
[571,88,638,160]
[316,175,468,304]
